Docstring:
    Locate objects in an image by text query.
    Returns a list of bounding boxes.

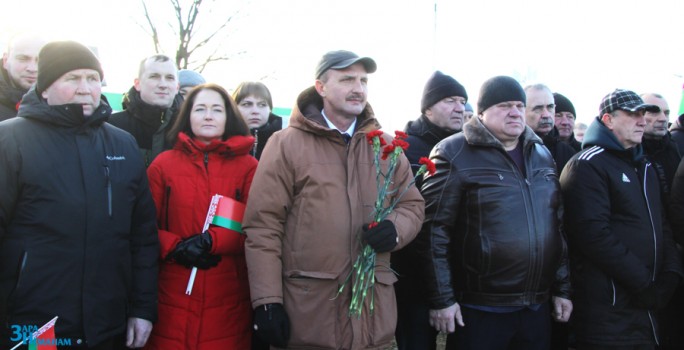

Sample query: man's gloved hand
[362,220,398,253]
[253,303,290,348]
[167,232,216,268]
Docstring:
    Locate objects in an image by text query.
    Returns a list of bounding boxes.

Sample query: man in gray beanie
[394,70,468,350]
[417,75,572,349]
[0,40,159,349]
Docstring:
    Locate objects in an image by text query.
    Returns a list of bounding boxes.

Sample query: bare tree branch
[140,0,161,53]
[137,0,243,71]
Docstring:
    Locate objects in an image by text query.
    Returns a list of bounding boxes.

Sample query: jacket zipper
[642,163,660,346]
[504,144,541,303]
[104,165,112,217]
[611,279,616,306]
[204,152,209,173]
[642,163,657,280]
[252,129,258,157]
[14,252,28,293]
[164,186,171,230]
[7,251,29,320]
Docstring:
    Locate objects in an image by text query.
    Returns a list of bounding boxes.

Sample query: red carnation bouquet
[336,130,435,318]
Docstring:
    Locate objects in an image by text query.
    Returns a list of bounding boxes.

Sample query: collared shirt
[321,109,356,138]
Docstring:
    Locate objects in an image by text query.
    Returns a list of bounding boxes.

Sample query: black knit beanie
[37,41,103,95]
[421,71,468,113]
[553,92,575,116]
[477,76,525,114]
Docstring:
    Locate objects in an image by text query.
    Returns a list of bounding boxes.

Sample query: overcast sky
[2,0,682,131]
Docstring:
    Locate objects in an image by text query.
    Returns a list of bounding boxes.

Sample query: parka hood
[17,86,112,129]
[583,116,643,161]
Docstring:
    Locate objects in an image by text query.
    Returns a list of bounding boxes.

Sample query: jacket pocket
[463,231,489,277]
[6,251,29,314]
[283,270,339,348]
[365,269,398,346]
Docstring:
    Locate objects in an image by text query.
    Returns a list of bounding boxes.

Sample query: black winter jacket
[565,133,582,152]
[249,113,282,160]
[540,127,577,174]
[417,116,570,309]
[642,133,681,200]
[392,115,457,300]
[0,88,159,347]
[108,87,180,166]
[560,117,683,346]
[403,115,457,189]
[0,67,26,121]
[670,116,684,155]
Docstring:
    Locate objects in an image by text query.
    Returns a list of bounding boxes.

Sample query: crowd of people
[0,33,683,350]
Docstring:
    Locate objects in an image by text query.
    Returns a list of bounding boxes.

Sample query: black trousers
[446,303,551,350]
[394,295,438,350]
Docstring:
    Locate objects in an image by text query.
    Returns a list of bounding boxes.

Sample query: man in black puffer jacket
[394,70,468,350]
[109,54,181,167]
[418,76,572,350]
[0,41,159,349]
[561,89,683,349]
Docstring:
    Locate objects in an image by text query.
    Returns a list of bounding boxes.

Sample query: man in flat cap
[418,75,572,350]
[561,89,682,349]
[244,50,424,349]
[0,41,159,349]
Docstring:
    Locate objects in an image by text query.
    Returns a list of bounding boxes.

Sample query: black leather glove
[362,220,398,253]
[253,303,290,348]
[168,232,217,268]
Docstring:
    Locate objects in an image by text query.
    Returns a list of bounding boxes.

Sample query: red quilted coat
[144,132,257,350]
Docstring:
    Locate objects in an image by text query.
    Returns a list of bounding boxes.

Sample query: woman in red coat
[145,83,257,349]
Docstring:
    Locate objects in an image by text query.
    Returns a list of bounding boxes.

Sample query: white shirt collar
[321,109,356,137]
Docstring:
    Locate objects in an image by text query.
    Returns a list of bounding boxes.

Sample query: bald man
[0,34,46,121]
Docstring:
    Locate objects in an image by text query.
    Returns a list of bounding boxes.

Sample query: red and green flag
[26,316,58,350]
[208,195,245,234]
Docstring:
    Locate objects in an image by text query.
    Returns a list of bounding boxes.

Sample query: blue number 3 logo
[9,325,29,342]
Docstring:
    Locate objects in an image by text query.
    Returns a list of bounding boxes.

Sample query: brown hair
[232,81,273,110]
[166,83,250,145]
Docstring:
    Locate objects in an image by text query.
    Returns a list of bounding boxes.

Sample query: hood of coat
[289,86,381,142]
[174,131,255,158]
[583,116,643,162]
[463,114,542,151]
[16,86,111,129]
[404,114,457,145]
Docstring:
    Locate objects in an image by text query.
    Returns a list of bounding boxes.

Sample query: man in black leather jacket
[418,76,572,350]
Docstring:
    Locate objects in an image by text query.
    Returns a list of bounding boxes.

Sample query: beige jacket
[244,87,424,349]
